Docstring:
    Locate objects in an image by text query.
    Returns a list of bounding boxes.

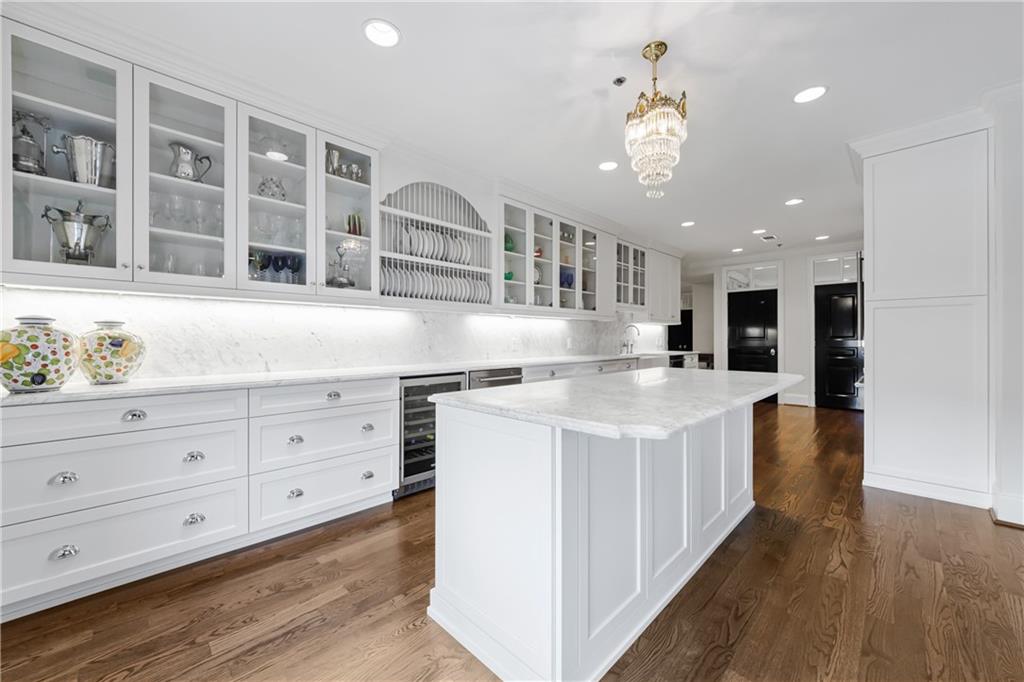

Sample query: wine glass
[271,255,287,283]
[285,255,303,284]
[167,194,189,232]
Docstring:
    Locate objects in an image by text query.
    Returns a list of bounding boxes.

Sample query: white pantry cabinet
[647,249,682,324]
[132,67,238,288]
[3,22,134,280]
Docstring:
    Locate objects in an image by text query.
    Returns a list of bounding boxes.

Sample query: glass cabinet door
[133,68,236,287]
[616,242,631,304]
[631,246,647,306]
[237,105,315,293]
[580,228,598,312]
[501,201,527,306]
[316,131,377,298]
[531,209,555,308]
[3,24,132,280]
[557,220,578,310]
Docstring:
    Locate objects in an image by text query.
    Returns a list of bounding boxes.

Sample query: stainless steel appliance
[467,367,523,389]
[396,373,467,498]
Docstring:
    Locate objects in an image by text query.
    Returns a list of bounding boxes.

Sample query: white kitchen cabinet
[3,22,133,280]
[863,130,988,301]
[132,68,237,288]
[315,130,378,299]
[236,104,317,295]
[647,250,682,324]
[616,240,647,308]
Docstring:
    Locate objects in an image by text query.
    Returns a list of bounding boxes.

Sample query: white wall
[0,288,667,385]
[985,84,1024,525]
[686,240,863,406]
[690,282,714,353]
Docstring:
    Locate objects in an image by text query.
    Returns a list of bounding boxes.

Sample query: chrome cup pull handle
[361,470,375,480]
[287,488,304,499]
[49,544,80,561]
[48,471,79,486]
[361,423,375,432]
[288,434,305,445]
[121,409,148,422]
[183,512,206,526]
[182,451,206,463]
[326,391,341,401]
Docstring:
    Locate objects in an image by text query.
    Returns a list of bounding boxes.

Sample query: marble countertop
[0,351,689,407]
[430,368,804,440]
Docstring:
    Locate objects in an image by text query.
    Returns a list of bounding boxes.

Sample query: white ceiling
[15,2,1023,261]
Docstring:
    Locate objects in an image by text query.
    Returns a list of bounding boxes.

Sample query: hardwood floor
[3,405,1023,681]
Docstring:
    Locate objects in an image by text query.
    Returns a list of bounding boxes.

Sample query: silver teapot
[11,110,50,175]
[42,199,112,264]
[168,142,212,182]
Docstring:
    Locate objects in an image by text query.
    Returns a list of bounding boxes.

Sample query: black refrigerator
[667,310,692,351]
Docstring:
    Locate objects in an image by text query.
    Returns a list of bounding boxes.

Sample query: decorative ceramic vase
[79,321,146,385]
[0,316,79,393]
[504,232,515,252]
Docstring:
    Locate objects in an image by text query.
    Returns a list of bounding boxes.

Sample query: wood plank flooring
[3,404,1023,681]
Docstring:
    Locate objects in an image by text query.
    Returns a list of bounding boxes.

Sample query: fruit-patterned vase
[79,321,146,385]
[0,316,79,393]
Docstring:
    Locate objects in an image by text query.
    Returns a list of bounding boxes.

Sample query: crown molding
[847,107,993,162]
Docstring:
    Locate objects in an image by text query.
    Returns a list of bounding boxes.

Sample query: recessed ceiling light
[793,86,828,103]
[752,229,766,235]
[731,248,744,253]
[363,19,401,47]
[681,221,695,227]
[815,235,830,240]
[784,198,804,206]
[598,161,618,171]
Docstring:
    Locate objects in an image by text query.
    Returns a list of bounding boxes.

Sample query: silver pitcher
[52,135,116,188]
[168,142,212,182]
[42,199,112,264]
[326,148,346,177]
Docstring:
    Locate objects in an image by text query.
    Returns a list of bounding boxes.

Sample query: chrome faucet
[622,324,640,354]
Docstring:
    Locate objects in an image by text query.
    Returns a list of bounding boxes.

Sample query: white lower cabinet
[1,478,248,605]
[522,358,636,383]
[1,378,402,619]
[249,446,396,531]
[1,419,247,526]
[249,401,399,473]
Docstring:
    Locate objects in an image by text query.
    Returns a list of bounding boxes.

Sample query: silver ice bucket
[52,135,116,188]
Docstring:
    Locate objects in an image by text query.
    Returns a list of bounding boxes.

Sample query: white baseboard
[780,392,811,407]
[1,492,394,622]
[993,491,1024,526]
[863,472,992,509]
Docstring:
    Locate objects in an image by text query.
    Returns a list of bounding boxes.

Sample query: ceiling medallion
[624,41,688,199]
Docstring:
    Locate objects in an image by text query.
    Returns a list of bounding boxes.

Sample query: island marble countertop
[430,368,803,439]
[0,351,689,407]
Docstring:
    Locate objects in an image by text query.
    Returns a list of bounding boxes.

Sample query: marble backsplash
[1,288,666,381]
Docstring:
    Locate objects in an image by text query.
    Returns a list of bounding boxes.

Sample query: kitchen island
[427,367,802,681]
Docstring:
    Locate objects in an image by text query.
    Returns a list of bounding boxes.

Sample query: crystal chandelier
[624,41,688,199]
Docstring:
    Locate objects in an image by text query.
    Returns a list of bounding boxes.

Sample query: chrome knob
[597,366,604,372]
[326,391,341,401]
[361,423,375,432]
[287,488,304,499]
[48,471,79,486]
[121,409,147,422]
[361,470,375,480]
[49,544,80,561]
[121,263,129,269]
[549,370,556,377]
[136,264,145,270]
[182,450,206,463]
[183,512,206,526]
[288,435,305,445]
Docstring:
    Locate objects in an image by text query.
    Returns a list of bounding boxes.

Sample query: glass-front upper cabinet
[580,228,598,312]
[236,105,315,294]
[133,68,236,287]
[3,24,132,280]
[557,219,579,310]
[531,209,556,309]
[501,201,528,307]
[316,131,377,298]
[616,241,646,307]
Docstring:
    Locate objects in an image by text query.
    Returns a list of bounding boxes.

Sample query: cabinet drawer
[249,377,399,416]
[1,478,247,605]
[2,420,247,526]
[249,401,399,473]
[249,447,396,531]
[1,390,248,447]
[595,359,636,374]
[522,364,578,383]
